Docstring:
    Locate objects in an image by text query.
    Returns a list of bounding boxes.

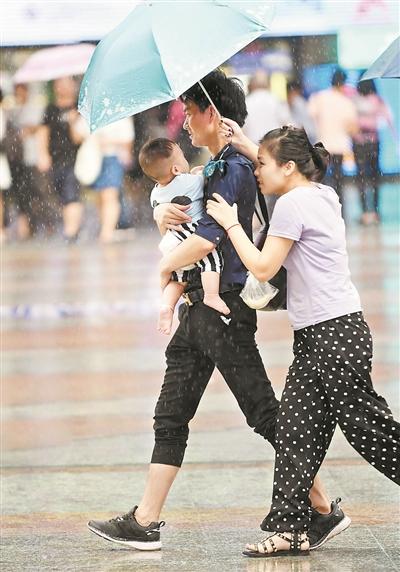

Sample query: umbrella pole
[198,80,221,120]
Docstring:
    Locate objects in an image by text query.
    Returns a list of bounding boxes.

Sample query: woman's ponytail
[310,142,330,183]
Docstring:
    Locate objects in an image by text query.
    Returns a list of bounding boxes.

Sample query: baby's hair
[139,138,177,178]
[260,126,330,183]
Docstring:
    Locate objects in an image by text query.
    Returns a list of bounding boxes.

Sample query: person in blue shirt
[87,70,346,553]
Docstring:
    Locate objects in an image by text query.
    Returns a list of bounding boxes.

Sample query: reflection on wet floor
[2,225,399,571]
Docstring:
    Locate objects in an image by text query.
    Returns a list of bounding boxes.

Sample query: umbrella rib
[218,1,275,32]
[149,25,176,99]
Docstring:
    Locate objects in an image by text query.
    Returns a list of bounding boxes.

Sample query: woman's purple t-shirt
[268,184,361,330]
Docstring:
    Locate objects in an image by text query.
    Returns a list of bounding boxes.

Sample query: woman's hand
[218,117,242,145]
[206,193,239,230]
[219,117,258,163]
[154,203,192,234]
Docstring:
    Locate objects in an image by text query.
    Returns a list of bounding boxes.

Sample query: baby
[139,138,229,335]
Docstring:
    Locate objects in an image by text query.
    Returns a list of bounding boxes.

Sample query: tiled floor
[2,223,399,571]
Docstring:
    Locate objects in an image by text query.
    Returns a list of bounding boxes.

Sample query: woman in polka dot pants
[206,123,400,558]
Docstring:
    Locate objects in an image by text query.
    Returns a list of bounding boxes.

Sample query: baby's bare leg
[159,281,185,335]
[201,271,230,315]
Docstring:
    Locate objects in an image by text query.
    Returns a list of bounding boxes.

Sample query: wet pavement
[2,220,399,571]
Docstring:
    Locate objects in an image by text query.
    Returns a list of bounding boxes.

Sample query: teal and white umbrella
[78,0,275,131]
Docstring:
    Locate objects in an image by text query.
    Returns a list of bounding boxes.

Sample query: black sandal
[243,531,310,558]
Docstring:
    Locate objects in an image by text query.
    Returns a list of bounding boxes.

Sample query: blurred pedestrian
[7,83,43,239]
[73,117,134,243]
[0,89,12,242]
[243,70,291,144]
[130,106,167,181]
[353,77,396,225]
[287,80,317,143]
[37,77,82,242]
[166,100,185,142]
[166,99,202,165]
[308,68,358,205]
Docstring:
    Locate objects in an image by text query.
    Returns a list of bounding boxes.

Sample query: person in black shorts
[38,77,83,242]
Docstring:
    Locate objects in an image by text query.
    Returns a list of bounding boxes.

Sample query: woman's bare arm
[206,193,293,282]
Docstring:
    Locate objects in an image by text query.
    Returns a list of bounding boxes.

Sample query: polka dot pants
[262,312,400,533]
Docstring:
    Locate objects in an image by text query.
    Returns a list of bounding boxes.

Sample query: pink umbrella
[13,44,95,83]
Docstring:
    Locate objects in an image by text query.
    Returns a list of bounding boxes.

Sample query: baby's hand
[190,165,204,175]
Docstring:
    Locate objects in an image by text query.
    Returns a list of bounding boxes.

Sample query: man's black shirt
[192,144,258,287]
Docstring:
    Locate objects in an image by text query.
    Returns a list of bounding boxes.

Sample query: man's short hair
[181,69,248,127]
[331,68,347,87]
[138,137,176,177]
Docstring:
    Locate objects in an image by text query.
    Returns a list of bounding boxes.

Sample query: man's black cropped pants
[151,291,279,467]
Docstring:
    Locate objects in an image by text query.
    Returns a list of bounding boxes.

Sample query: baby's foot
[203,295,230,316]
[158,305,174,335]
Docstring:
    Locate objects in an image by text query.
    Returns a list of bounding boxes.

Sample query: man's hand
[154,203,192,235]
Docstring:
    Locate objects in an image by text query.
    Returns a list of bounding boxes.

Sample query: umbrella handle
[198,80,221,120]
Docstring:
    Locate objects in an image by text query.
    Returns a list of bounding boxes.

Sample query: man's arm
[307,93,319,123]
[159,162,251,284]
[194,162,250,247]
[160,233,215,274]
[279,101,292,126]
[346,100,359,138]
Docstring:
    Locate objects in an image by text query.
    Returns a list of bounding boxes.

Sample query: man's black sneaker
[308,497,351,550]
[87,506,165,550]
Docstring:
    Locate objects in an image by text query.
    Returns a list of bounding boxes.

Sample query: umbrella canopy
[362,36,400,81]
[78,0,275,131]
[13,44,96,84]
